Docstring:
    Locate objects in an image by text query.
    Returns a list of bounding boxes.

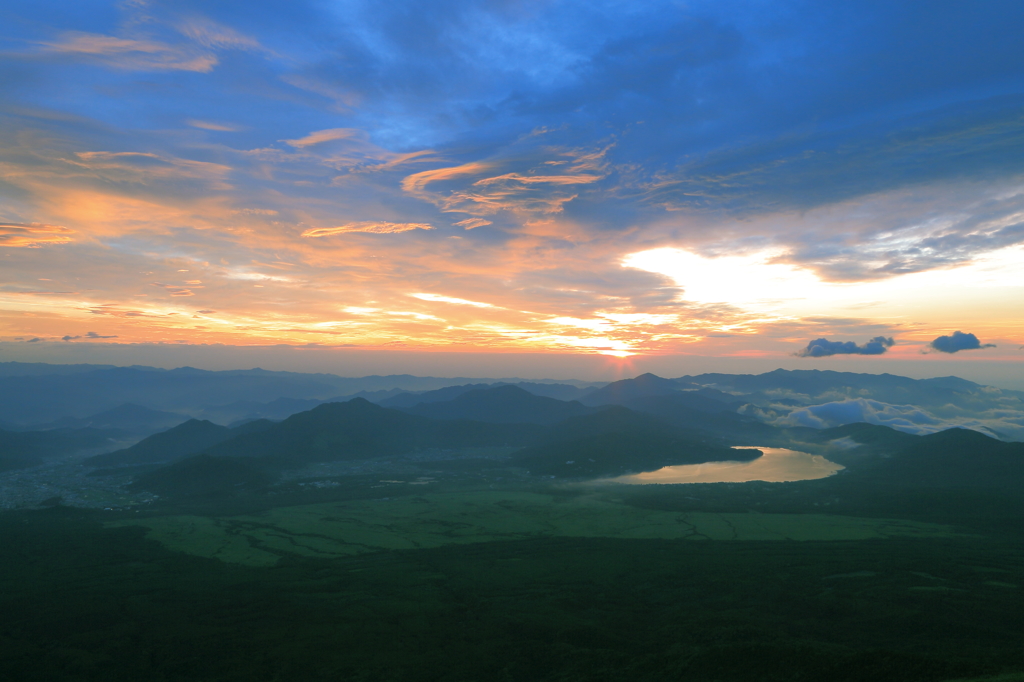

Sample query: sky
[1,0,1023,381]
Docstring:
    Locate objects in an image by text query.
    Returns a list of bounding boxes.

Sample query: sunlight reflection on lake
[600,447,844,485]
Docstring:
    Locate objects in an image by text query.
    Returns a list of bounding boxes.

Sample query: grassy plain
[4,463,1022,681]
[109,489,965,566]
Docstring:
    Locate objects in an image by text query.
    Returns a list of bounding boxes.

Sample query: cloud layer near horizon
[1,0,1023,362]
[776,398,1024,441]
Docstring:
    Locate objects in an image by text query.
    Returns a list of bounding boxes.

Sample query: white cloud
[302,222,434,236]
[775,398,1024,440]
[409,293,495,308]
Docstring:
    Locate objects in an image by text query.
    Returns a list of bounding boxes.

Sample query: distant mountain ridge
[0,427,120,472]
[86,418,275,467]
[0,362,605,427]
[25,403,188,436]
[205,399,542,464]
[100,379,1024,502]
[3,363,1020,445]
[381,382,598,409]
[580,373,684,406]
[105,394,754,494]
[401,385,600,425]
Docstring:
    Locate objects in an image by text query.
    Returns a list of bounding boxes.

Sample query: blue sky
[1,0,1022,376]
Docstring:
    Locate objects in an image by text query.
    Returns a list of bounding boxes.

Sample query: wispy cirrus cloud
[1,1,1023,371]
[402,144,611,217]
[0,223,75,248]
[453,218,492,229]
[401,162,497,196]
[410,293,496,308]
[176,18,264,52]
[284,128,365,148]
[36,31,218,72]
[186,119,241,132]
[151,282,198,297]
[31,14,268,75]
[302,222,434,237]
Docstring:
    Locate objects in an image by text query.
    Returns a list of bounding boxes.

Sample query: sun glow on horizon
[1,2,1022,371]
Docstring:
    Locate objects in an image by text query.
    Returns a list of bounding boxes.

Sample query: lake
[599,447,844,485]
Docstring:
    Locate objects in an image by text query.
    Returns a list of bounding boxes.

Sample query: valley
[1,363,1022,681]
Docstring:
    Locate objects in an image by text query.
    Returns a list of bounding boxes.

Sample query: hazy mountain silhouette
[380,384,494,408]
[87,416,282,468]
[513,405,750,477]
[676,368,1023,411]
[382,382,599,410]
[532,405,683,443]
[0,427,119,472]
[817,422,919,450]
[206,398,542,465]
[580,373,684,406]
[196,396,349,425]
[0,367,347,425]
[86,419,232,467]
[511,382,599,402]
[676,368,970,395]
[402,385,598,425]
[34,403,188,436]
[128,454,277,498]
[0,363,607,426]
[0,361,121,376]
[858,427,1024,489]
[616,392,777,444]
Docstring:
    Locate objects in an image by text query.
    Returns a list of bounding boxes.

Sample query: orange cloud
[454,218,492,229]
[34,191,236,238]
[70,151,232,185]
[284,128,364,148]
[402,149,609,217]
[473,173,603,186]
[302,222,434,236]
[151,282,199,297]
[0,223,75,247]
[401,161,497,195]
[37,32,217,72]
[186,119,242,131]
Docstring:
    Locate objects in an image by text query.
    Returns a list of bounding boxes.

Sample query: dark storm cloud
[796,336,895,357]
[928,331,996,354]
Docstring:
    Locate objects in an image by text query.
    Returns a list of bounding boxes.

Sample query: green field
[110,490,964,566]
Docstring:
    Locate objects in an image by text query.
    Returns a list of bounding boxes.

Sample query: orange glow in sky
[1,2,1022,378]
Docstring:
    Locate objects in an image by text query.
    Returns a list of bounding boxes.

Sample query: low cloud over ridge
[774,398,1023,440]
[929,331,996,354]
[796,337,894,357]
